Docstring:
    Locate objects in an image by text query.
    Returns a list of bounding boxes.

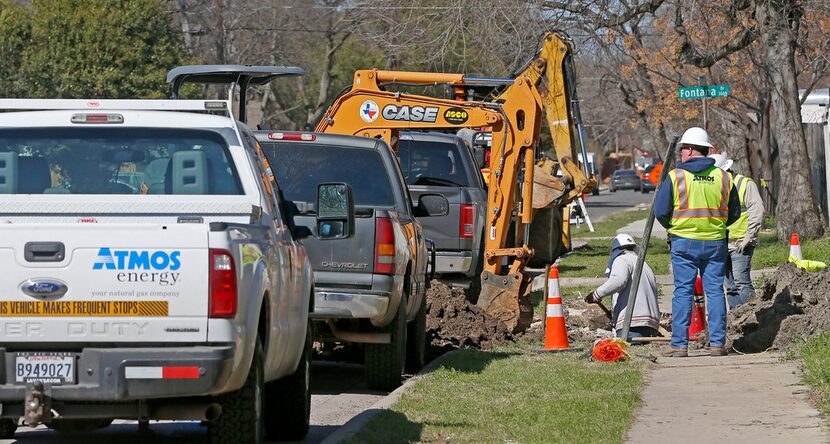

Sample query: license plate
[15,353,75,384]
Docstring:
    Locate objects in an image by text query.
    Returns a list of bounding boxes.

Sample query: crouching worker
[585,234,662,340]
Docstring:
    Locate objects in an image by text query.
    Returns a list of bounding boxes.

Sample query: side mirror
[414,194,449,217]
[316,183,354,240]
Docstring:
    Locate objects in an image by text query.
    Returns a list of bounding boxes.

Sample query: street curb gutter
[320,349,462,444]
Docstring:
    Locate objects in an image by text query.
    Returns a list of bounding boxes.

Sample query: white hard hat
[611,233,636,250]
[678,127,713,149]
[708,153,733,171]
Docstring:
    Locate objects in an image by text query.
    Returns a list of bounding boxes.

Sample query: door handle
[24,242,65,262]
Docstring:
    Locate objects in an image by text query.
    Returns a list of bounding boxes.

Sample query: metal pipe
[326,320,391,344]
[462,76,516,86]
[373,70,465,85]
[620,136,679,341]
[150,402,223,421]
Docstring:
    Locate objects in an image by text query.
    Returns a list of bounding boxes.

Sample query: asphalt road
[582,187,654,222]
[3,361,385,444]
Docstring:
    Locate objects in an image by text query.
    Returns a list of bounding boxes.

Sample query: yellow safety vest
[728,173,750,240]
[667,166,732,240]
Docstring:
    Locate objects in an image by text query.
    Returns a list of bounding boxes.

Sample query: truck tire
[465,245,484,304]
[0,419,15,438]
[405,294,426,373]
[48,419,112,434]
[264,321,312,441]
[365,295,406,391]
[208,339,264,444]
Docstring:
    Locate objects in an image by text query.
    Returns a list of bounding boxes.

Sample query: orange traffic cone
[688,277,705,340]
[544,266,570,350]
[790,233,803,260]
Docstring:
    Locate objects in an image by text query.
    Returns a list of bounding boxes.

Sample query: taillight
[460,204,474,238]
[209,249,237,318]
[70,113,124,124]
[374,218,395,274]
[267,132,316,141]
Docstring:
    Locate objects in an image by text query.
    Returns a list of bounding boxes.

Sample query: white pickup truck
[0,76,341,442]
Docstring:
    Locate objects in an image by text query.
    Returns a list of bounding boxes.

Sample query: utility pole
[699,76,708,131]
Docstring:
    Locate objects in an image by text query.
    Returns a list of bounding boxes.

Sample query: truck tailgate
[0,224,209,343]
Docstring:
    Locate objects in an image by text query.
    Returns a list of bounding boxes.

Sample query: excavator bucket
[477,271,534,333]
[532,159,565,209]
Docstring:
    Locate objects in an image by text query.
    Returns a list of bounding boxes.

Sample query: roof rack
[0,98,230,113]
[166,65,304,124]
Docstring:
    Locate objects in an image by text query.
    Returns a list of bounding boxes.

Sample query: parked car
[256,131,434,391]
[641,165,657,193]
[0,98,322,443]
[609,169,642,192]
[396,132,486,297]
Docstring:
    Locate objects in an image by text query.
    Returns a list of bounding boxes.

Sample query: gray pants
[726,245,755,309]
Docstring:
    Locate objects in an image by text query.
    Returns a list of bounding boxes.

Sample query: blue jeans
[670,236,728,348]
[725,245,755,309]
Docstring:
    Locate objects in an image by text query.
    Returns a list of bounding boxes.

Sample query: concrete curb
[320,349,463,444]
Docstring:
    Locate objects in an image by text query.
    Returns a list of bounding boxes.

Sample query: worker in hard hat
[584,234,661,340]
[709,152,765,308]
[654,127,741,357]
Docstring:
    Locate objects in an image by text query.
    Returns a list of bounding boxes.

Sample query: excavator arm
[315,69,545,332]
[484,31,595,204]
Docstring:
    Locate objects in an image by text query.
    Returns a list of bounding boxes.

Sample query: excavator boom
[315,32,590,332]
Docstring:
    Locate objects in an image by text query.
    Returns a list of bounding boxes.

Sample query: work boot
[710,346,728,356]
[660,347,688,357]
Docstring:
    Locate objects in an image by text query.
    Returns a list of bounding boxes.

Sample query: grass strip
[557,239,671,278]
[573,208,649,238]
[798,332,830,415]
[561,229,830,278]
[347,347,646,444]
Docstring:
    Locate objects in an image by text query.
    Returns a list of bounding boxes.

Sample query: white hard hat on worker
[708,152,733,172]
[678,127,713,149]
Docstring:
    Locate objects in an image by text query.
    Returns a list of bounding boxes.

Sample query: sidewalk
[617,218,667,240]
[626,353,830,444]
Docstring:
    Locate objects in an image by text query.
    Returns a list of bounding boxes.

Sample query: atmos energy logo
[360,100,379,123]
[93,248,181,286]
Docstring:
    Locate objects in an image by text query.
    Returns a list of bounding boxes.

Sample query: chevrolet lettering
[321,261,369,270]
[381,104,439,123]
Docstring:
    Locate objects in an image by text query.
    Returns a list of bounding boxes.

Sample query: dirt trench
[425,280,617,356]
[425,281,513,356]
[728,263,830,352]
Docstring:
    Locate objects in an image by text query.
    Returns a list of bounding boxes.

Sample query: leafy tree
[0,1,32,97]
[14,0,187,99]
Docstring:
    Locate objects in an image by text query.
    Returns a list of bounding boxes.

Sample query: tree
[0,1,31,97]
[674,0,826,239]
[11,0,187,99]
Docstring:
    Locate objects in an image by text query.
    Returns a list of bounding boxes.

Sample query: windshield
[0,127,241,195]
[616,170,638,176]
[262,143,395,208]
[396,138,470,187]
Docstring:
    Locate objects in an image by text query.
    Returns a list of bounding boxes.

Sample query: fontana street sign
[677,84,731,99]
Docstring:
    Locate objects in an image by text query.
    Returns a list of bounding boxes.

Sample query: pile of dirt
[728,263,830,352]
[425,280,513,354]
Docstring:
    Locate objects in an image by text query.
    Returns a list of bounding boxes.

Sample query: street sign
[677,84,730,99]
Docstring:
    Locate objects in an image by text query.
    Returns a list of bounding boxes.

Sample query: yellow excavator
[315,31,595,332]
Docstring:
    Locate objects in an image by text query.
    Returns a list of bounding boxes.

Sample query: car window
[0,127,242,195]
[396,139,471,187]
[262,143,396,208]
